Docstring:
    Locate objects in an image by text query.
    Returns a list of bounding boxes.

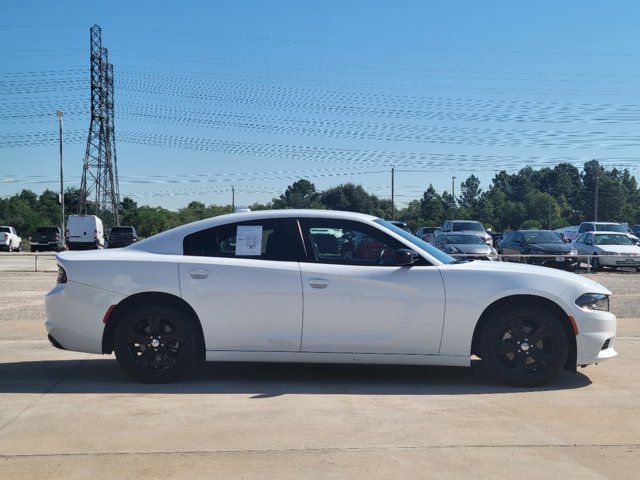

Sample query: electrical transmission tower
[79,25,120,226]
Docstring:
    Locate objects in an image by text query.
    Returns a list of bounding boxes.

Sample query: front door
[297,218,446,355]
[179,218,303,351]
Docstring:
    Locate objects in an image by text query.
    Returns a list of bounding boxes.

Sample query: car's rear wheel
[480,304,569,387]
[114,303,199,383]
[591,255,602,271]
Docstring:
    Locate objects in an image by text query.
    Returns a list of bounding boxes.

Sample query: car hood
[597,245,640,254]
[455,230,490,240]
[439,259,611,295]
[450,244,491,254]
[528,242,573,253]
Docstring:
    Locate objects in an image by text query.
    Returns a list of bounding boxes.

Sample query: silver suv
[441,220,492,245]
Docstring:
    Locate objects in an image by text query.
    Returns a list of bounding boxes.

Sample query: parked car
[432,233,498,260]
[415,226,438,242]
[388,220,411,233]
[578,221,639,244]
[46,209,617,387]
[66,215,104,250]
[554,226,580,243]
[106,226,138,248]
[498,230,579,270]
[441,220,492,245]
[0,226,21,252]
[572,231,640,271]
[30,227,63,252]
[488,231,503,248]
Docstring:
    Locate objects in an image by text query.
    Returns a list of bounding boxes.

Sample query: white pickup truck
[0,226,22,252]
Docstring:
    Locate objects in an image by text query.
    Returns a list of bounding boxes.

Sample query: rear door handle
[189,269,209,279]
[308,278,329,289]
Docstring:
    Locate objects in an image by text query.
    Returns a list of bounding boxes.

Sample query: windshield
[594,223,626,233]
[446,234,484,245]
[36,227,58,233]
[452,222,484,232]
[375,219,455,264]
[111,227,134,233]
[524,231,563,244]
[595,234,634,246]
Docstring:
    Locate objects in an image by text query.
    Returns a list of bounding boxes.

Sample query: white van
[66,215,104,250]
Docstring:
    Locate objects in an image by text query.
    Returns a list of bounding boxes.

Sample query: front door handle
[308,278,329,289]
[189,269,209,279]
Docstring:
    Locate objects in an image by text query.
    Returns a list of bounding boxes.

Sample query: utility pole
[231,186,235,211]
[56,110,65,247]
[391,166,395,220]
[594,167,599,221]
[452,176,456,201]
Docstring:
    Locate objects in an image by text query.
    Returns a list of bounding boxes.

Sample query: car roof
[590,231,629,235]
[130,209,380,255]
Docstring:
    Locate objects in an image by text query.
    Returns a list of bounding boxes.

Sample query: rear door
[297,217,445,355]
[179,218,304,351]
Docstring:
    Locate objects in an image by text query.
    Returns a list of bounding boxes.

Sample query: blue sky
[1,1,639,208]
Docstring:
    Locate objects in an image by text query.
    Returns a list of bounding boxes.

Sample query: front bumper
[598,255,640,267]
[573,307,617,366]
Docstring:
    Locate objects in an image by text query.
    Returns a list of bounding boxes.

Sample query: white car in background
[46,210,616,387]
[0,226,22,252]
[572,231,640,271]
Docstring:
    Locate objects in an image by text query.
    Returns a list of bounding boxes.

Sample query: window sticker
[235,225,263,256]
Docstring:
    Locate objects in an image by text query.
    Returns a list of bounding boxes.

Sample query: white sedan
[45,210,617,386]
[572,231,640,271]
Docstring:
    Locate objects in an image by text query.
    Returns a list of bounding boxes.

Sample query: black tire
[114,303,200,383]
[591,255,602,272]
[30,246,36,253]
[480,304,569,387]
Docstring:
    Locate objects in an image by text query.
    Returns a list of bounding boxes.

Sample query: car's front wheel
[480,304,569,387]
[114,303,200,383]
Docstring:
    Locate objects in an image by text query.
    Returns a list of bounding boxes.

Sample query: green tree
[272,179,321,209]
[458,174,482,214]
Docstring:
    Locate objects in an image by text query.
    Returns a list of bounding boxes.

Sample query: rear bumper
[45,281,125,354]
[67,241,99,250]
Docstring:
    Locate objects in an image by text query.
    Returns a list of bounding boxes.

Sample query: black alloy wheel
[480,304,569,387]
[114,303,199,383]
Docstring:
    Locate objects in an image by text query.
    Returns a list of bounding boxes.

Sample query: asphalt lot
[0,270,639,478]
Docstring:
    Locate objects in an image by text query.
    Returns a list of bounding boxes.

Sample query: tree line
[2,160,639,238]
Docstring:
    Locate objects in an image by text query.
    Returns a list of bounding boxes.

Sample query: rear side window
[183,218,301,261]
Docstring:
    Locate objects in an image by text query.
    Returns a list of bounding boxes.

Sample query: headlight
[575,293,609,311]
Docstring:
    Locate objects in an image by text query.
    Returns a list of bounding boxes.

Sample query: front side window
[183,218,299,261]
[299,218,404,266]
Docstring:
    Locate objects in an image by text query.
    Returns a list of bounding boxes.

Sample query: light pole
[56,110,65,248]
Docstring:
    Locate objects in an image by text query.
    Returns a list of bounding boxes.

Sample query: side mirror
[395,248,418,266]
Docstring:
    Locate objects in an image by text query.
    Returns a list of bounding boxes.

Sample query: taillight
[57,265,67,284]
[54,233,59,240]
[94,229,98,240]
[65,229,69,238]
